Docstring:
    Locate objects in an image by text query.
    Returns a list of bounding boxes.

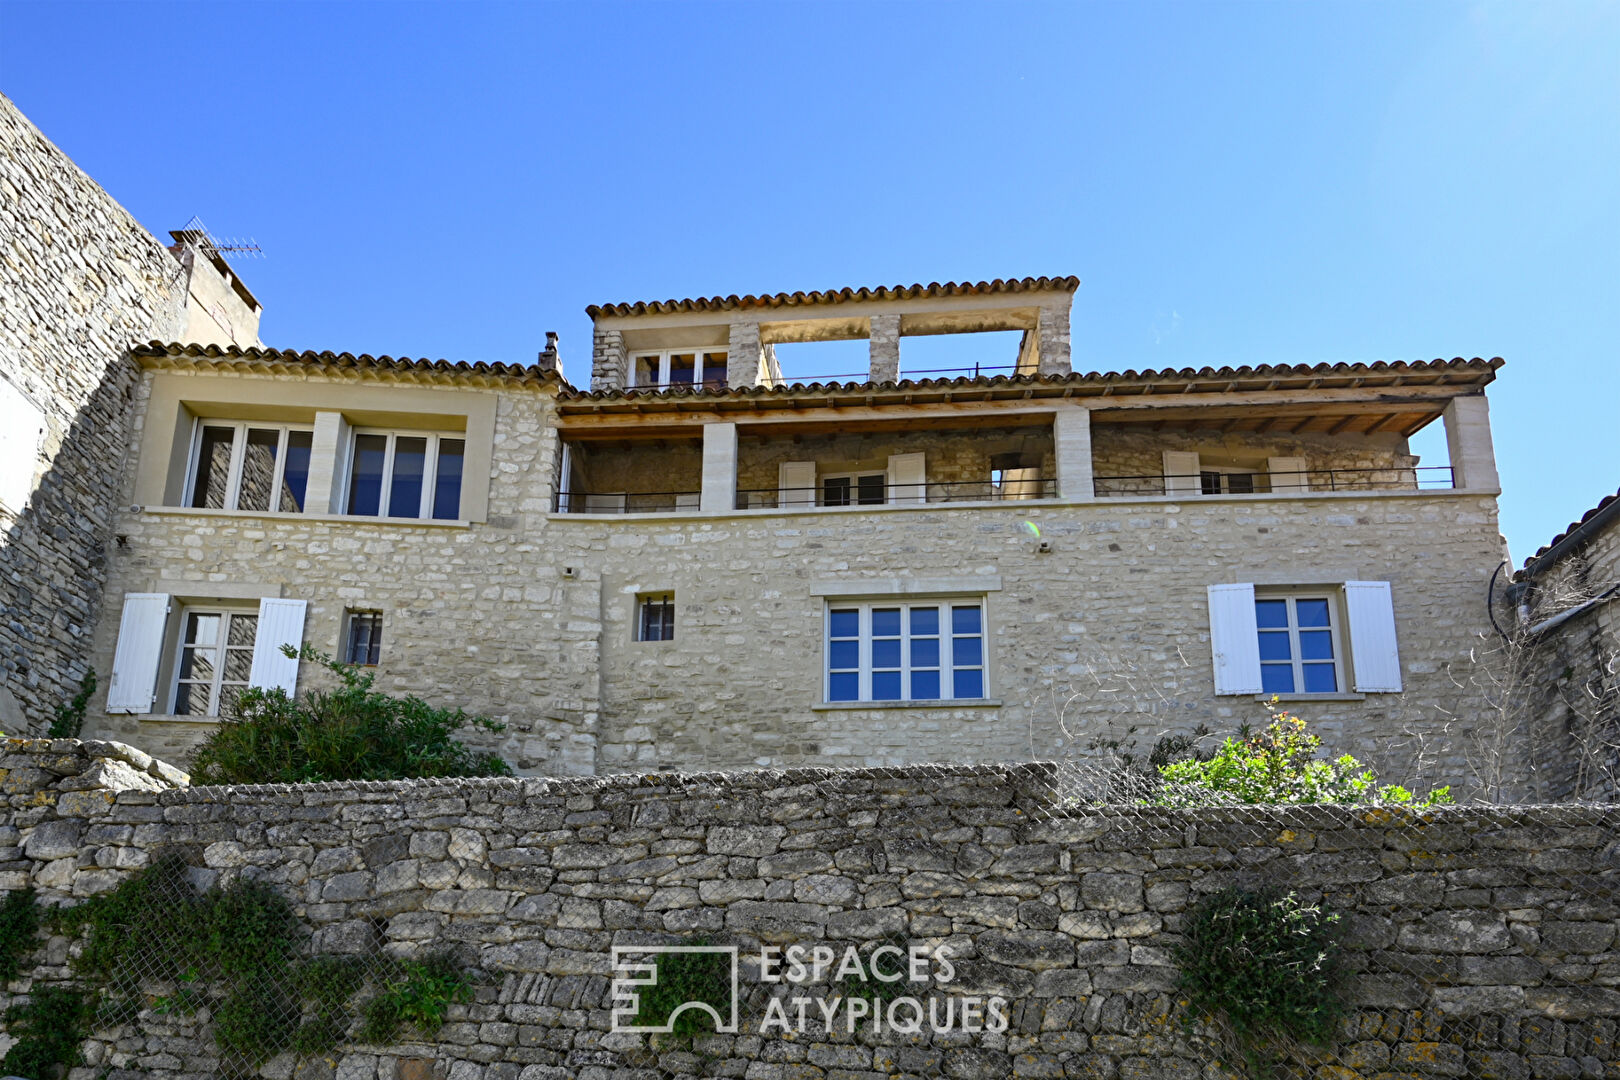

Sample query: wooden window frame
[637,593,675,642]
[821,471,888,507]
[627,349,730,390]
[344,610,384,666]
[1254,590,1348,696]
[823,599,989,703]
[184,419,314,513]
[341,428,466,519]
[170,606,259,717]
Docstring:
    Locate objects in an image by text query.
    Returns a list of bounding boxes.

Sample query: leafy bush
[1154,706,1451,807]
[189,644,511,784]
[358,953,475,1043]
[0,886,40,984]
[630,943,734,1038]
[47,668,97,738]
[1175,887,1344,1078]
[0,984,93,1078]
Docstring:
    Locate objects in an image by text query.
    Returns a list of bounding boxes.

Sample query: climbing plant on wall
[0,855,476,1077]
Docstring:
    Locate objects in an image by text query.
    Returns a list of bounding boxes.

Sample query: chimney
[537,331,562,375]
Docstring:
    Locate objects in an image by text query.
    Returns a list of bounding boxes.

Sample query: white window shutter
[886,452,927,504]
[779,461,816,508]
[1344,580,1402,692]
[1268,456,1309,493]
[0,375,47,513]
[249,598,307,696]
[106,593,171,713]
[1207,583,1263,695]
[1163,450,1201,497]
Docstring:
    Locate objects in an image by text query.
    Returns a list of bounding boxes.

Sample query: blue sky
[2,1,1615,561]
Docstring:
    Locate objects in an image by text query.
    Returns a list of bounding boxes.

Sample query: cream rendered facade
[80,279,1514,794]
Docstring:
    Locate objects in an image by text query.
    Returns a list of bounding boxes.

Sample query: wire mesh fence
[3,752,1618,1080]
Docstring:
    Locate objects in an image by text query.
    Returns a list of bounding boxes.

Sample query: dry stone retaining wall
[0,94,187,734]
[3,739,1619,1079]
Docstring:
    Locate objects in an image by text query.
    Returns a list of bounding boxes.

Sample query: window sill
[1252,693,1367,703]
[129,714,225,725]
[140,506,472,528]
[812,698,1002,711]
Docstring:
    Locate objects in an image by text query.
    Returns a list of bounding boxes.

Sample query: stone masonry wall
[2,743,1618,1080]
[736,427,1056,505]
[91,374,600,774]
[1522,515,1620,803]
[80,362,1512,796]
[0,94,187,734]
[1090,425,1420,494]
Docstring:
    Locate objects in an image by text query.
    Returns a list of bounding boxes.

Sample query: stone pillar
[305,410,351,513]
[700,422,738,512]
[1036,304,1072,376]
[591,328,625,391]
[727,321,762,388]
[868,314,901,383]
[1052,407,1094,499]
[1443,394,1500,491]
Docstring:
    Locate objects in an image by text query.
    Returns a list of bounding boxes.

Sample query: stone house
[73,276,1514,793]
[1512,487,1620,800]
[0,93,1520,793]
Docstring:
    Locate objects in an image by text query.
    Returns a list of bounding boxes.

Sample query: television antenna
[174,215,264,262]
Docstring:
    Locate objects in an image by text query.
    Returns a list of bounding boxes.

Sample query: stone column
[1036,304,1072,376]
[1052,407,1094,499]
[868,314,901,383]
[700,422,738,512]
[1443,394,1500,491]
[591,328,626,391]
[305,410,351,513]
[727,321,762,388]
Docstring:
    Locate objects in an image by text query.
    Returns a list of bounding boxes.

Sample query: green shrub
[46,668,97,738]
[0,887,41,984]
[629,943,733,1039]
[188,644,511,784]
[1175,887,1344,1077]
[0,984,93,1078]
[357,953,474,1044]
[1154,707,1451,807]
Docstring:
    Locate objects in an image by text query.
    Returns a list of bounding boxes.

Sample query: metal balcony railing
[1093,465,1456,498]
[555,491,702,514]
[735,478,1057,510]
[554,479,1058,514]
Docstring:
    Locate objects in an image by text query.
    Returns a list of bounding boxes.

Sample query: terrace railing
[1094,464,1456,498]
[735,478,1057,510]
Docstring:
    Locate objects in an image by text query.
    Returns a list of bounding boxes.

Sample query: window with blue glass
[825,600,987,702]
[1256,595,1342,694]
[345,430,465,519]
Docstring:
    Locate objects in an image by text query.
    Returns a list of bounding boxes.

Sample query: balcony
[1094,465,1457,498]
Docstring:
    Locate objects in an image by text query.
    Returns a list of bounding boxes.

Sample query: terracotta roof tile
[1522,486,1620,571]
[133,341,564,383]
[586,276,1081,318]
[558,356,1503,402]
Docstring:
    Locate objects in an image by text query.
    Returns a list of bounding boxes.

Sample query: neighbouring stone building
[1514,487,1620,801]
[2,94,1522,795]
[0,93,261,736]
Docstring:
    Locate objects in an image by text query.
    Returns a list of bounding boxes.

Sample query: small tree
[189,645,511,784]
[1154,704,1451,807]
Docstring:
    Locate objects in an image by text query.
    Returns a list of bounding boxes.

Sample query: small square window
[345,611,384,666]
[638,593,674,642]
